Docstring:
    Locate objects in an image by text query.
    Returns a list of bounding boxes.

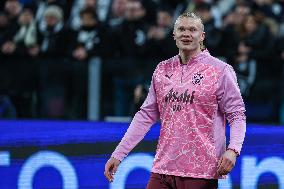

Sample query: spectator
[12,7,38,57]
[210,0,236,28]
[234,13,275,97]
[0,7,38,118]
[69,8,108,61]
[67,8,109,119]
[35,0,68,23]
[195,2,222,57]
[251,0,283,22]
[2,0,22,42]
[158,0,189,21]
[259,12,279,36]
[37,5,66,57]
[68,0,97,30]
[4,0,22,24]
[220,1,252,64]
[36,5,69,118]
[105,0,127,28]
[140,0,158,25]
[109,0,149,116]
[111,0,148,59]
[145,5,176,62]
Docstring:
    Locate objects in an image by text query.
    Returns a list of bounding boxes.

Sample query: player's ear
[201,31,205,41]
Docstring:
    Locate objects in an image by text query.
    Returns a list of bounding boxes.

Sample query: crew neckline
[178,49,209,65]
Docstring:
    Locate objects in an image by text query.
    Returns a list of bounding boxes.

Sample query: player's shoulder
[158,55,178,67]
[155,55,178,71]
[203,54,233,72]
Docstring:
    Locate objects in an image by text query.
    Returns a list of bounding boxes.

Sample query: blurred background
[0,0,284,188]
[0,0,283,123]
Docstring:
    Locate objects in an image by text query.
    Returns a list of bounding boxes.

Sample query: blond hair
[174,12,204,31]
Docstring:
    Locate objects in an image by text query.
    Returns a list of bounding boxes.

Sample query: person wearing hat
[37,5,69,118]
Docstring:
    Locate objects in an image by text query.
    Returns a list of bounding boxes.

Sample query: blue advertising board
[0,120,284,189]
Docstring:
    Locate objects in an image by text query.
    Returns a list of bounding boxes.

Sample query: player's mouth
[181,39,192,45]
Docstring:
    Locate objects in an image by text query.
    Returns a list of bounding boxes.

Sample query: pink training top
[112,50,246,179]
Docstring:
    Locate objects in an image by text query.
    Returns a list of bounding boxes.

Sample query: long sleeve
[217,65,246,155]
[111,78,160,161]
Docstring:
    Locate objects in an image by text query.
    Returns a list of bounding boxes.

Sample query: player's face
[173,17,205,52]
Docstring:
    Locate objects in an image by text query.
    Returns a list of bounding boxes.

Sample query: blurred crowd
[0,0,283,124]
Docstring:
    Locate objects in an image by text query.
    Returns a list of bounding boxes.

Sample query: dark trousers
[146,173,218,189]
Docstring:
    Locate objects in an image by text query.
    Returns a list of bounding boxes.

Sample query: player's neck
[179,48,202,65]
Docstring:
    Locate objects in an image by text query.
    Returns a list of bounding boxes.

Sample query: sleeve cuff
[227,147,240,157]
[111,152,125,162]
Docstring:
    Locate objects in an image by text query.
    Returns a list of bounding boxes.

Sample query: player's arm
[216,65,246,176]
[104,76,159,182]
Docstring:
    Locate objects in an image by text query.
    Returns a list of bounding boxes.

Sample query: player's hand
[217,149,237,176]
[104,157,121,182]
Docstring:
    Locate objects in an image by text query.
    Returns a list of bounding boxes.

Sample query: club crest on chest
[192,73,204,85]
